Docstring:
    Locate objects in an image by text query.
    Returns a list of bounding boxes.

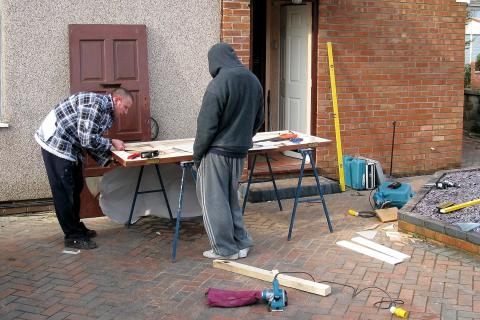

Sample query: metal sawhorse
[171,161,197,262]
[131,148,333,260]
[125,161,197,261]
[124,161,196,262]
[172,155,283,261]
[126,164,173,227]
[287,148,333,239]
[242,148,333,240]
[241,153,283,215]
[171,155,282,261]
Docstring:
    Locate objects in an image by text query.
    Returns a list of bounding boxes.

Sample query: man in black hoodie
[194,43,264,260]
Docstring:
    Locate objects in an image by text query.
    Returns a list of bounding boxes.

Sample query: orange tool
[277,132,298,140]
[127,150,160,159]
[256,132,298,143]
[127,152,140,159]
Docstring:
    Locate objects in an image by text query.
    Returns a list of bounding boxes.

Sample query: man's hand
[112,139,125,151]
[194,160,201,170]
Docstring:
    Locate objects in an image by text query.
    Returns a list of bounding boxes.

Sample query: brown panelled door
[69,24,151,217]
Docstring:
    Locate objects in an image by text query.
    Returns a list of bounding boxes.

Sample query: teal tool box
[373,181,414,209]
[343,155,365,190]
[342,155,369,190]
[343,155,383,190]
[343,155,354,188]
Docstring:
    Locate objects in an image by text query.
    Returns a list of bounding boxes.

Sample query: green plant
[465,63,471,88]
[411,232,423,239]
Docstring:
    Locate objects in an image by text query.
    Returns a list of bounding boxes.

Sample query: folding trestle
[171,161,197,262]
[287,148,333,240]
[241,153,283,215]
[126,164,173,227]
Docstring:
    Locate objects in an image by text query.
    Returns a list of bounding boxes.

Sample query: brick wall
[316,0,466,177]
[221,0,251,67]
[223,0,466,177]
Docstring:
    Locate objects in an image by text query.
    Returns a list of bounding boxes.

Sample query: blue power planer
[373,181,415,209]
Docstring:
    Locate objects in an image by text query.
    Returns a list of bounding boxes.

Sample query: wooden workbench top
[112,131,331,167]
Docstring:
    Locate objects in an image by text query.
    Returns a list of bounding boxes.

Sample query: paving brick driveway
[1,178,479,320]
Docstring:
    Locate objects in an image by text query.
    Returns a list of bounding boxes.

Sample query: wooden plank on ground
[351,237,410,261]
[336,240,403,265]
[212,260,331,296]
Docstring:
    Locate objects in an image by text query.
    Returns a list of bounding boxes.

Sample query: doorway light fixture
[292,0,302,4]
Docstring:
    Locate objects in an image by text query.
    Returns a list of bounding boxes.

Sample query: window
[472,9,480,18]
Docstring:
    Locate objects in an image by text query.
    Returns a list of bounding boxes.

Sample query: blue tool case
[343,155,366,190]
[343,155,379,190]
[373,181,415,209]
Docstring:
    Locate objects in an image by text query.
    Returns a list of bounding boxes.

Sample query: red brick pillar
[221,0,251,67]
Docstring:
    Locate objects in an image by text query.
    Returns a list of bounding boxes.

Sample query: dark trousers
[41,149,88,239]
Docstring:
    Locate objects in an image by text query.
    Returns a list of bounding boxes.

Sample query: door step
[239,176,340,203]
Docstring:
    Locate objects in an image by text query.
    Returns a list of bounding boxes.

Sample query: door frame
[310,0,318,134]
[250,0,318,135]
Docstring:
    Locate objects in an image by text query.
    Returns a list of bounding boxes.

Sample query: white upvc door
[280,4,311,135]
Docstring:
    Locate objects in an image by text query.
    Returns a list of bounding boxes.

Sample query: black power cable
[390,120,397,177]
[354,211,377,218]
[150,117,159,140]
[368,185,393,210]
[369,187,377,210]
[273,271,404,311]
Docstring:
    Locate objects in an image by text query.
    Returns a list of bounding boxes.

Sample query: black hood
[208,42,244,78]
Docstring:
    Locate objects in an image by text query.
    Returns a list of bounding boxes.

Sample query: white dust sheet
[99,164,201,224]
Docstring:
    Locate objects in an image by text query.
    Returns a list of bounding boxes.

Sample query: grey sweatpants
[196,152,253,256]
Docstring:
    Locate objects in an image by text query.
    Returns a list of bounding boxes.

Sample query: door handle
[100,83,121,88]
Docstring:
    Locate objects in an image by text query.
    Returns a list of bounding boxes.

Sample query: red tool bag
[206,288,262,307]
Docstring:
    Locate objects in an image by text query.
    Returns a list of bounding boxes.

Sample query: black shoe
[84,229,97,238]
[64,238,97,250]
[79,222,97,238]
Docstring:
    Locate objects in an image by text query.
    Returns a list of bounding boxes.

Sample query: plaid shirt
[35,92,114,166]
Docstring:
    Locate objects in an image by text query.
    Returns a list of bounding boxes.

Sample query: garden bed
[398,168,480,254]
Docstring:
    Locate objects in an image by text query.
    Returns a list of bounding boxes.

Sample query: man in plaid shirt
[35,88,133,250]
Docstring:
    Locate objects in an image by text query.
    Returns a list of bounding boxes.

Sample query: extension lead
[348,209,376,218]
[390,306,409,318]
[273,271,406,317]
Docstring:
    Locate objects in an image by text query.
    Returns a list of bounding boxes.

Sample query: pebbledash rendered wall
[0,0,220,202]
[223,0,466,177]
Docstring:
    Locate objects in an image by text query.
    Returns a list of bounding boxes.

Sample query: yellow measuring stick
[327,42,345,192]
[440,198,480,214]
